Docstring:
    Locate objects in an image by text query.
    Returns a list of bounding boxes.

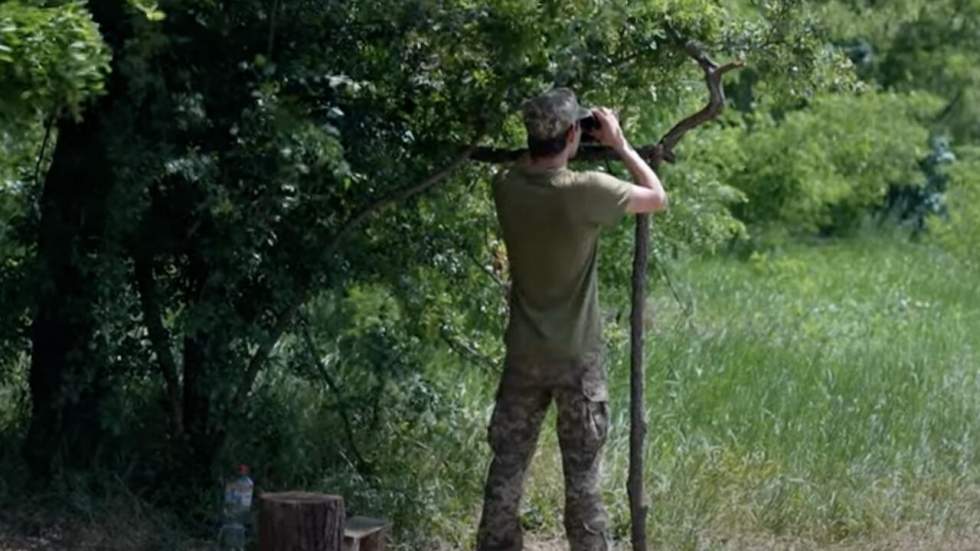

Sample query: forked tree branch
[470,42,742,168]
[627,41,741,551]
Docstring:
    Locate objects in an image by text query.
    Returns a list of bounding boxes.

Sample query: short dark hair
[528,123,573,159]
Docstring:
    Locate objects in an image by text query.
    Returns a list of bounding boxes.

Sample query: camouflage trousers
[476,353,610,551]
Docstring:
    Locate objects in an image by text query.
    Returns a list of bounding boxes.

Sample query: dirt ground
[524,534,980,551]
[4,517,980,550]
[5,535,980,551]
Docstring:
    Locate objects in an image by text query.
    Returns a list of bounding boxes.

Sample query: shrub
[729,91,940,236]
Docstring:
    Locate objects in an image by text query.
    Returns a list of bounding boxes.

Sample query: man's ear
[566,123,578,141]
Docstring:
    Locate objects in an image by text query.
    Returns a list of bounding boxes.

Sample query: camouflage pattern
[476,353,610,551]
[522,87,592,141]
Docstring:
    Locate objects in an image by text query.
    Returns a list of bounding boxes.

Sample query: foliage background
[1,0,979,549]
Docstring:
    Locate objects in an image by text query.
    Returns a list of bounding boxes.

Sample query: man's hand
[588,107,668,213]
[591,107,627,152]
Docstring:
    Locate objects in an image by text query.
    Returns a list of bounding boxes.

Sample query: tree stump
[259,492,345,551]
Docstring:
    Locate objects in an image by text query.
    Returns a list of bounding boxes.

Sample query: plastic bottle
[219,464,254,550]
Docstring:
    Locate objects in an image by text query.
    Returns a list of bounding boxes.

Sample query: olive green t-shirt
[492,163,632,359]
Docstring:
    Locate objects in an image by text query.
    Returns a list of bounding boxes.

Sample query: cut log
[259,492,345,551]
[342,516,389,551]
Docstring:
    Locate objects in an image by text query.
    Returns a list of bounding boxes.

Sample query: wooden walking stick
[622,43,742,550]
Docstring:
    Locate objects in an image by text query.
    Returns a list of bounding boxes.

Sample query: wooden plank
[344,516,388,538]
[343,516,389,551]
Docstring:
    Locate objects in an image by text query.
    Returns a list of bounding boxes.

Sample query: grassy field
[2,235,978,550]
[516,235,980,549]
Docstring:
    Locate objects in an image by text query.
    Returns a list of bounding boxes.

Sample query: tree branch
[327,146,478,253]
[33,112,57,187]
[299,314,373,475]
[439,326,498,371]
[459,241,507,291]
[232,147,478,414]
[658,41,743,163]
[232,305,291,414]
[266,0,280,58]
[470,43,742,168]
[133,253,184,436]
[628,212,650,551]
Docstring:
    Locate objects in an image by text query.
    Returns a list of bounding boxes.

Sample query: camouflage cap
[522,87,592,141]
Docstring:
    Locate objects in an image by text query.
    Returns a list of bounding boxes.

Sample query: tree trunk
[179,331,225,476]
[134,252,184,436]
[21,0,134,482]
[259,492,345,551]
[23,110,112,478]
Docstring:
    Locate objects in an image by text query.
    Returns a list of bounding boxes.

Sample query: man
[476,87,667,551]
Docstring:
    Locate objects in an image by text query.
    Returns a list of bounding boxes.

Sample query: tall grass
[573,236,980,548]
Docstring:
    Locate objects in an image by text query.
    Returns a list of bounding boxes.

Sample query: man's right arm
[591,108,668,213]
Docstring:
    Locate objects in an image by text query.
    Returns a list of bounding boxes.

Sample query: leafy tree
[813,0,980,237]
[0,0,110,119]
[0,1,110,401]
[836,0,980,142]
[1,0,847,491]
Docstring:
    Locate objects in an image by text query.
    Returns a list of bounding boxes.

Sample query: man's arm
[591,108,668,213]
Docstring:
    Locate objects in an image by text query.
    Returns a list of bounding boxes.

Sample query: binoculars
[580,115,601,142]
[580,115,601,133]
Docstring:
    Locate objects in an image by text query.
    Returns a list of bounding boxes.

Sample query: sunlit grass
[516,236,980,549]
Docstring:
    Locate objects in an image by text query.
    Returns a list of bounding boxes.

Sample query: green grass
[513,236,980,549]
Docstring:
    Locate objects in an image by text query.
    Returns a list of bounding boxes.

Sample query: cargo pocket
[582,392,609,449]
[579,355,609,450]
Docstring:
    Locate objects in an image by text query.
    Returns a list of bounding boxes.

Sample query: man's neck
[526,152,569,171]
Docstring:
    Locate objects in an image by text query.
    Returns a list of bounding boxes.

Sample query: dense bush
[929,146,980,268]
[727,91,938,236]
